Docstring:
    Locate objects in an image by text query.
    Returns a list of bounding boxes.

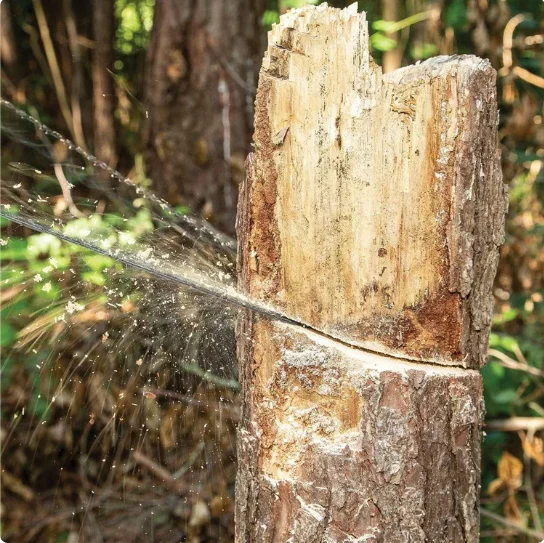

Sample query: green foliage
[444,0,466,30]
[0,323,17,347]
[263,0,320,30]
[370,33,397,52]
[0,208,152,359]
[114,0,155,57]
[409,42,438,60]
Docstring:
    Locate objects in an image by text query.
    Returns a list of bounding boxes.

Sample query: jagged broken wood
[236,4,506,542]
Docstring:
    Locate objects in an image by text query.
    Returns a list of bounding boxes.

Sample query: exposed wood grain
[236,4,506,542]
[241,3,506,368]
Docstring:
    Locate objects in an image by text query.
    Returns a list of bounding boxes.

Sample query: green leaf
[372,20,398,33]
[0,299,30,320]
[33,280,60,301]
[262,10,280,29]
[82,271,106,286]
[53,531,70,543]
[0,238,28,261]
[27,233,62,257]
[493,389,519,405]
[410,43,438,60]
[487,361,505,379]
[83,254,114,271]
[31,395,50,421]
[444,0,466,30]
[500,335,519,354]
[496,307,519,324]
[370,33,397,52]
[0,322,17,347]
[488,333,500,348]
[174,205,191,215]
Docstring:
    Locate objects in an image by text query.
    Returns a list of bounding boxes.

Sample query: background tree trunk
[1,1,18,74]
[143,0,265,232]
[92,0,116,167]
[381,0,403,72]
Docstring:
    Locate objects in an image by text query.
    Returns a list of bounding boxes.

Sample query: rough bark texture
[236,5,506,542]
[92,0,116,167]
[144,0,265,232]
[236,319,484,542]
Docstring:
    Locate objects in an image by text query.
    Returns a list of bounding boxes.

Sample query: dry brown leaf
[497,451,523,490]
[489,451,524,496]
[487,477,505,496]
[505,493,522,522]
[522,435,544,467]
[159,406,181,450]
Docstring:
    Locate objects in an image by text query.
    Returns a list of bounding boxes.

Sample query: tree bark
[143,0,265,232]
[92,0,116,167]
[236,5,507,542]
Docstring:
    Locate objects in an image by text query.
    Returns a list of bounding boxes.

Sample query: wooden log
[236,4,506,542]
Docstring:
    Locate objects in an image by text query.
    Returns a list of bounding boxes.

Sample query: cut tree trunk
[236,5,507,542]
[92,0,116,167]
[144,0,265,232]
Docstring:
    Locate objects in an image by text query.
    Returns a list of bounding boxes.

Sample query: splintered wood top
[238,4,506,368]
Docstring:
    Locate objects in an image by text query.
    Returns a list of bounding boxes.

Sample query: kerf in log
[237,3,506,542]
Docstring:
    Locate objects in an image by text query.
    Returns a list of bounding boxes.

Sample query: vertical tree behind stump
[92,0,116,167]
[237,4,507,542]
[144,0,265,232]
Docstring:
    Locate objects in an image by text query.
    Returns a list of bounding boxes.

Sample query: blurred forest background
[0,0,543,541]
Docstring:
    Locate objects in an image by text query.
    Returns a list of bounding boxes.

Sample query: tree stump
[236,4,507,542]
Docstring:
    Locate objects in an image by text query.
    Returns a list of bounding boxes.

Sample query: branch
[32,0,79,146]
[481,508,544,541]
[486,417,544,433]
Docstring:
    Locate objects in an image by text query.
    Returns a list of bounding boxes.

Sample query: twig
[0,68,17,100]
[481,508,544,541]
[513,66,544,89]
[520,430,544,533]
[489,349,544,378]
[207,38,255,95]
[529,402,544,417]
[172,442,205,480]
[53,162,85,218]
[486,417,544,433]
[32,0,78,145]
[498,14,544,90]
[63,0,88,149]
[501,14,526,72]
[131,450,187,492]
[138,387,205,407]
[140,387,240,421]
[179,361,240,390]
[22,22,53,87]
